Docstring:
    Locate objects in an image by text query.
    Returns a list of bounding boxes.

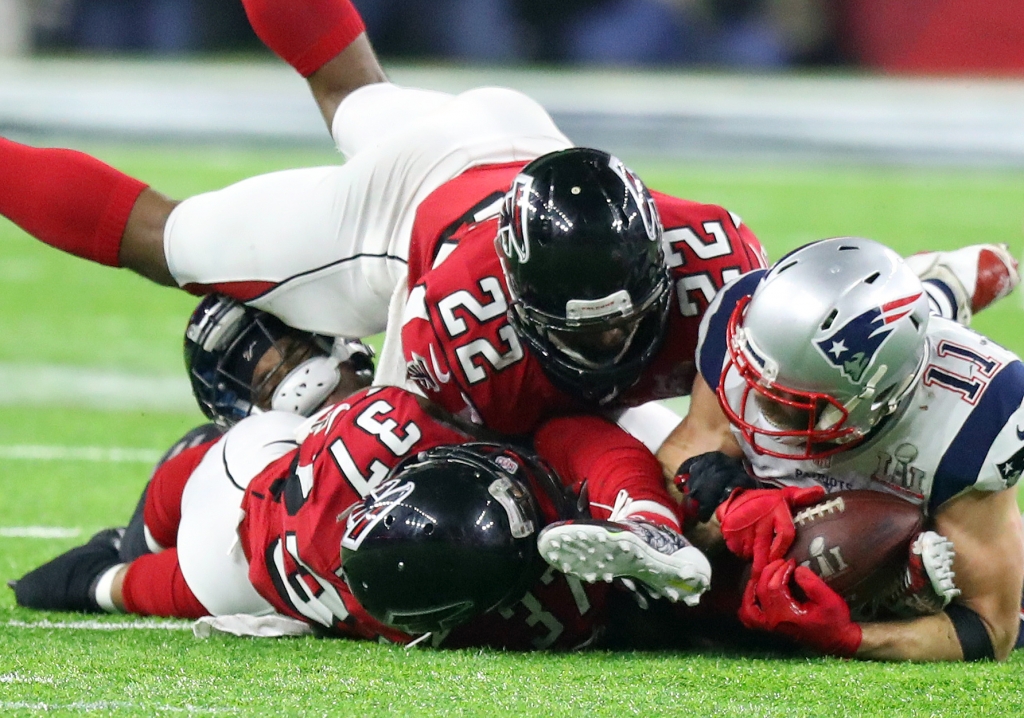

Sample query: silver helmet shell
[720,237,930,459]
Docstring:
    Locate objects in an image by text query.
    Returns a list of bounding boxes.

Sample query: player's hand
[739,558,862,657]
[674,452,755,524]
[715,486,825,575]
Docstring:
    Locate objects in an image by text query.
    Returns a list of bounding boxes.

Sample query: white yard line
[0,445,163,463]
[0,527,81,538]
[0,702,228,714]
[0,363,193,412]
[5,619,192,631]
[0,673,55,684]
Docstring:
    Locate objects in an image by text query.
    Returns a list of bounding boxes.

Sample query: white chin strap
[271,356,343,416]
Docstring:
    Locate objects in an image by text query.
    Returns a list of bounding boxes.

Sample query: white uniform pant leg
[163,163,405,338]
[332,83,455,159]
[176,411,305,616]
[165,84,570,339]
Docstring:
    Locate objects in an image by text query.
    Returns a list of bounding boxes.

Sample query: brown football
[784,490,924,610]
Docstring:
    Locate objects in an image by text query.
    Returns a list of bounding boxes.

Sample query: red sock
[242,0,366,77]
[121,550,209,618]
[0,138,147,267]
[143,440,218,550]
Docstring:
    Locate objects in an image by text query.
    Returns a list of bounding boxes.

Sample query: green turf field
[2,144,1023,715]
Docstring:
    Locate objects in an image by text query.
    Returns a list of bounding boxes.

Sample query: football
[784,490,924,610]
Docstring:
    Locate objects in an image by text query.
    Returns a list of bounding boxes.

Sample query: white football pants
[163,83,571,339]
[175,411,304,616]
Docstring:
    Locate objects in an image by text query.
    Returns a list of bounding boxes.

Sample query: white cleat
[906,243,1020,326]
[537,519,712,606]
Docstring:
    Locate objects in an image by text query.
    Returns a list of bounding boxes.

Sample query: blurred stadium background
[1,1,1023,165]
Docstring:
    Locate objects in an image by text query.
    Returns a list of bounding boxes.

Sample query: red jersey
[401,171,768,435]
[238,385,638,650]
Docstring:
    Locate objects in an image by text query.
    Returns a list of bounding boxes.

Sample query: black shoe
[12,528,125,613]
[87,527,125,553]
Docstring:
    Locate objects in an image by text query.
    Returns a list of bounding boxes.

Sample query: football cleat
[537,519,711,606]
[11,528,125,613]
[906,243,1020,326]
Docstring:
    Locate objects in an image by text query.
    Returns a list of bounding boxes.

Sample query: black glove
[674,451,755,524]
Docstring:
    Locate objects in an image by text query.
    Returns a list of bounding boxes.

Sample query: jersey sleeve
[695,269,765,391]
[931,358,1024,511]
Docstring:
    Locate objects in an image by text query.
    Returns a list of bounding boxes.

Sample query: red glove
[739,558,862,657]
[715,486,825,576]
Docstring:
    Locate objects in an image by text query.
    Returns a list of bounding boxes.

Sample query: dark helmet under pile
[340,443,552,635]
[496,147,671,405]
[183,294,372,427]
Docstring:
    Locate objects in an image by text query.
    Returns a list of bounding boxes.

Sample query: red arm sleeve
[534,415,682,530]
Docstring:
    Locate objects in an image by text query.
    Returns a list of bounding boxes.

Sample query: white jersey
[698,270,1024,517]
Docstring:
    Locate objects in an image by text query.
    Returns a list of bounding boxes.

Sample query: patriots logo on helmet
[814,293,922,383]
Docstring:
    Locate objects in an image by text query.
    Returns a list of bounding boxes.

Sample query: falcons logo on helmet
[814,293,922,383]
[341,478,417,551]
[498,174,534,264]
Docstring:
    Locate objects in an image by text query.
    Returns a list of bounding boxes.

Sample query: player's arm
[743,487,1023,661]
[534,415,683,531]
[657,267,767,484]
[657,373,744,482]
[240,0,386,129]
[857,487,1024,661]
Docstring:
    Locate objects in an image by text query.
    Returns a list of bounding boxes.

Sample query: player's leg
[906,244,1020,325]
[116,549,209,618]
[0,136,177,285]
[78,413,300,618]
[240,0,386,130]
[532,416,711,606]
[119,424,224,562]
[9,528,125,613]
[8,424,224,614]
[163,163,409,337]
[174,411,304,616]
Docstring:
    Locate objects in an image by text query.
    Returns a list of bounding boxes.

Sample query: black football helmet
[340,443,554,635]
[183,294,373,427]
[496,148,672,405]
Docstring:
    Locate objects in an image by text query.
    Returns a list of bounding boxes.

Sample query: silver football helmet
[719,237,930,460]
